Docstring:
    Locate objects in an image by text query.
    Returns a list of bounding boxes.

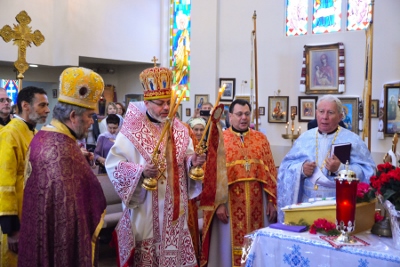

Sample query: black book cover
[331,143,352,164]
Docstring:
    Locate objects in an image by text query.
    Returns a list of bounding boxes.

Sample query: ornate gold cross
[0,11,45,89]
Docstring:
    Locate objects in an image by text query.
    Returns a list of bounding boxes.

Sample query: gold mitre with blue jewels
[58,67,104,109]
[140,66,173,100]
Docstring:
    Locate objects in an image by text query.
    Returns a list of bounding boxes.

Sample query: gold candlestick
[282,114,299,146]
[189,85,226,181]
[142,88,186,191]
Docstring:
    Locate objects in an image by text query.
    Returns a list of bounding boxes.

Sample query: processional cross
[0,11,45,90]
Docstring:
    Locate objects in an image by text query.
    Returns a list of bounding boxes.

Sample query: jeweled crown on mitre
[58,67,104,109]
[140,66,173,100]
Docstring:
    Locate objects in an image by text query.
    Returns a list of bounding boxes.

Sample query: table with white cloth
[242,227,400,267]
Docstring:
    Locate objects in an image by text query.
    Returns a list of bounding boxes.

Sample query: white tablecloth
[242,227,400,267]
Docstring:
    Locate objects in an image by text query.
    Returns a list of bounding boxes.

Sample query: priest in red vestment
[18,67,107,267]
[201,99,277,267]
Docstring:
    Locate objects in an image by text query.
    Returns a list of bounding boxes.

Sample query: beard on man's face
[28,112,47,125]
[74,117,91,140]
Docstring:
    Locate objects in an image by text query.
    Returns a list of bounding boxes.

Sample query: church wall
[190,0,400,165]
[0,0,162,66]
[0,1,399,165]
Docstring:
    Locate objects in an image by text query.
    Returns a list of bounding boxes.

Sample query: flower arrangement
[309,218,340,236]
[356,182,375,203]
[369,162,400,211]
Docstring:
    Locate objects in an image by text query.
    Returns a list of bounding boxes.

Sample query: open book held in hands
[331,142,351,164]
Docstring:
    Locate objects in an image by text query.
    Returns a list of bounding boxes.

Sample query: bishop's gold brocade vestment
[222,128,277,267]
[0,118,36,267]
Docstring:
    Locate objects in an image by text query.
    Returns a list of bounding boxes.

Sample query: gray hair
[317,95,343,115]
[53,102,89,123]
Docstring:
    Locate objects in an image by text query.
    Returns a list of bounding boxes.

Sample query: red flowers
[370,163,400,211]
[356,182,370,199]
[356,182,375,203]
[309,218,340,236]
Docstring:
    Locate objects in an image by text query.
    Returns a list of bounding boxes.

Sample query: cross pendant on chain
[244,157,251,172]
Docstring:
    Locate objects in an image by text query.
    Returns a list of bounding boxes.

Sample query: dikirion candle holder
[282,113,301,146]
[334,162,360,243]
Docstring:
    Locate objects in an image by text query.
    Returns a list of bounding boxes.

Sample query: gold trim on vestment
[41,119,77,141]
[91,211,106,266]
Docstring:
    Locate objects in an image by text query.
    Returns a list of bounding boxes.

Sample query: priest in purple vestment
[18,67,107,267]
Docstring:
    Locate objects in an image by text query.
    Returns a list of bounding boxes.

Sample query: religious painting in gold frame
[371,99,379,118]
[268,96,289,123]
[298,96,318,122]
[305,43,342,94]
[338,97,358,134]
[384,83,400,136]
[194,94,209,110]
[259,107,265,116]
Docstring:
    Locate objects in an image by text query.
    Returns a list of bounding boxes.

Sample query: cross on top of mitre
[151,56,158,67]
[0,10,45,75]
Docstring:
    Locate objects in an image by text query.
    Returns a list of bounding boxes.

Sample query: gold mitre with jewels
[58,67,104,109]
[139,66,173,100]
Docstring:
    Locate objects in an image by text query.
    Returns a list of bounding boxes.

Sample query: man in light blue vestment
[277,95,375,222]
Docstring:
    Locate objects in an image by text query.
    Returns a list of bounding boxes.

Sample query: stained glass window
[1,79,19,105]
[312,0,342,34]
[347,0,372,31]
[170,0,191,100]
[286,0,308,36]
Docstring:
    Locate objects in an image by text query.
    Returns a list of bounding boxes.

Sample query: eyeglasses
[233,112,251,117]
[0,98,12,103]
[149,100,171,107]
[317,109,336,117]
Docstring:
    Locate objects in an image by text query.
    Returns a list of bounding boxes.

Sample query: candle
[171,87,187,116]
[215,84,227,107]
[169,85,177,116]
[152,88,186,163]
[285,125,288,134]
[299,126,301,134]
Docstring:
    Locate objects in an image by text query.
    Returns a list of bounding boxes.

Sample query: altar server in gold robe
[0,86,50,267]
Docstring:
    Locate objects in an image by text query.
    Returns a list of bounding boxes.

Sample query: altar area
[242,227,400,267]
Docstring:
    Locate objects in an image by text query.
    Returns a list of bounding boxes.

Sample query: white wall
[0,0,161,66]
[0,0,399,165]
[190,0,400,164]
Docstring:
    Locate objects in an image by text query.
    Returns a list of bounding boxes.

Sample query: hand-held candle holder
[142,87,186,191]
[334,161,359,243]
[189,88,226,181]
[189,142,207,181]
